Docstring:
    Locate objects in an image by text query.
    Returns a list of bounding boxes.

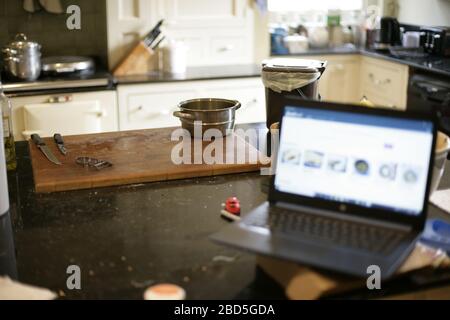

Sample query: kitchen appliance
[41,56,95,75]
[373,17,401,50]
[262,58,327,128]
[31,133,61,165]
[402,31,421,48]
[0,110,9,217]
[20,92,117,140]
[173,98,241,137]
[408,72,450,134]
[420,26,450,57]
[28,127,265,193]
[212,98,437,280]
[2,33,41,81]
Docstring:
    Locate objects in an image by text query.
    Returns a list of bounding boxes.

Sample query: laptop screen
[274,106,434,216]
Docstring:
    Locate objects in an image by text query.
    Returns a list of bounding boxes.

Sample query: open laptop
[211,98,437,279]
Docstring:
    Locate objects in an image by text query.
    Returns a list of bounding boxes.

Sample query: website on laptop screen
[274,106,434,216]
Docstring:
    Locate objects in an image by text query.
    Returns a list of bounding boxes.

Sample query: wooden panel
[29,127,267,193]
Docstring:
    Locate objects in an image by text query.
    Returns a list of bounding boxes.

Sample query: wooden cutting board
[29,127,268,193]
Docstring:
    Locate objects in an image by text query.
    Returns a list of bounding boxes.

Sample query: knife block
[113,41,159,76]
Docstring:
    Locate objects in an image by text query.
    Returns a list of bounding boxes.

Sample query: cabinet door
[290,54,361,104]
[319,58,361,104]
[161,0,249,28]
[360,56,409,110]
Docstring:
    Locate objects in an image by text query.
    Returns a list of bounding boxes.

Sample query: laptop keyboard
[244,206,408,255]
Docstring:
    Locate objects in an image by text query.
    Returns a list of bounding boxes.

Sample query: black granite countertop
[2,124,450,299]
[273,46,450,78]
[114,64,262,85]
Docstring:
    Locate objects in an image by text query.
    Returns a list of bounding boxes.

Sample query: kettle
[373,17,401,50]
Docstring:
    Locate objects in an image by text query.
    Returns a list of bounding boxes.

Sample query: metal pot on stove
[2,33,42,81]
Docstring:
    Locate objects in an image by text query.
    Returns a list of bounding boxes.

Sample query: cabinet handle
[47,95,73,103]
[218,45,234,52]
[369,73,391,86]
[329,64,344,72]
[86,109,107,118]
[243,98,258,108]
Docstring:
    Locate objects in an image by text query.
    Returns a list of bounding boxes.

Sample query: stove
[1,70,114,95]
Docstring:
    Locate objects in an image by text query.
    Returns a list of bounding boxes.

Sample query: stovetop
[1,69,114,95]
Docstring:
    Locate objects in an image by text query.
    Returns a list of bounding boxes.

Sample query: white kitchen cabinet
[359,56,409,110]
[297,54,362,104]
[106,0,255,69]
[107,0,254,69]
[10,91,118,141]
[287,54,409,108]
[117,77,266,130]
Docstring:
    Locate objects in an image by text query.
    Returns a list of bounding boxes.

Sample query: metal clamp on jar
[2,33,41,81]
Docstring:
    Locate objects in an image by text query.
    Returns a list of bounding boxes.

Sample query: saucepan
[173,98,241,137]
[2,33,41,81]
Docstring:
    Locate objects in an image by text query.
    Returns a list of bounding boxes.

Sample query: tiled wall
[0,0,108,68]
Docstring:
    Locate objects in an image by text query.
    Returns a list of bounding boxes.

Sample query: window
[268,0,364,12]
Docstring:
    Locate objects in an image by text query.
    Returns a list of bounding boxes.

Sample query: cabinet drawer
[124,90,198,130]
[210,36,247,61]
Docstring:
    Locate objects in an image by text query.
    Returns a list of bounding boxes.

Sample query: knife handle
[31,134,45,146]
[54,133,64,145]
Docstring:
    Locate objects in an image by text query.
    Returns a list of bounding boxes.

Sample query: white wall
[397,0,450,26]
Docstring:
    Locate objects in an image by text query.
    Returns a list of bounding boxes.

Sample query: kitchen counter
[2,123,450,299]
[114,64,262,85]
[274,47,450,78]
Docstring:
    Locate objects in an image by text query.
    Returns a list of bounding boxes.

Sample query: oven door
[12,91,118,141]
[408,73,450,133]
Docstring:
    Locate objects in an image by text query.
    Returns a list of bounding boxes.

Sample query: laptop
[211,98,437,279]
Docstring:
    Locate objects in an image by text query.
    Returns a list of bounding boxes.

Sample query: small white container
[284,35,309,54]
[162,41,188,74]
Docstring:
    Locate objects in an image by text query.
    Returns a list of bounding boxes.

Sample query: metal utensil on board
[31,134,61,165]
[75,157,112,170]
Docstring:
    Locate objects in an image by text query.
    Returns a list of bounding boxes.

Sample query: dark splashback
[0,0,108,69]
